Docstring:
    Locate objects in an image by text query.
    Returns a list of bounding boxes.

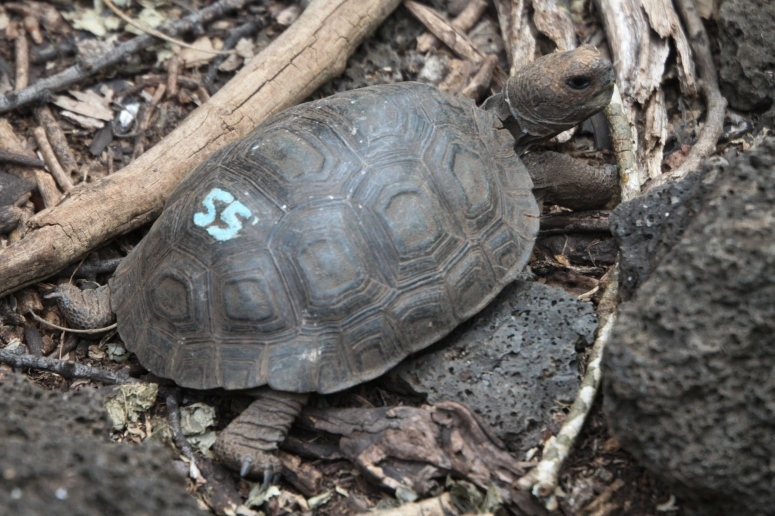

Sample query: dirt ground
[0,0,767,514]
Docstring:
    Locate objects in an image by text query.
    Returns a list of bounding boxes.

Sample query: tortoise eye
[567,76,592,90]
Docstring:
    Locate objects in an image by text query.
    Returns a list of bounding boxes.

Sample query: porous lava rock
[0,373,201,515]
[603,139,775,514]
[717,0,775,126]
[610,163,719,299]
[388,280,597,455]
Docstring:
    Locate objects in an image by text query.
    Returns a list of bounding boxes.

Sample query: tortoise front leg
[214,388,309,479]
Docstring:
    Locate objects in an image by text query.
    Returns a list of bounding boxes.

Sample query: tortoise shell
[109,83,539,393]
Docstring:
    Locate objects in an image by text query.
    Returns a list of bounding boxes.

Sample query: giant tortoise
[52,46,615,478]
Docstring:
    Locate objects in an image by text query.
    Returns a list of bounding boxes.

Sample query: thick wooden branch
[0,0,402,298]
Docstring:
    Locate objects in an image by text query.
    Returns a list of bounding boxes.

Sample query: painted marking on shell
[193,187,252,241]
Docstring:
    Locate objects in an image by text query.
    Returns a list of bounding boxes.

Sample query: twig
[29,310,118,334]
[646,0,727,190]
[460,54,497,99]
[104,0,233,56]
[0,348,136,384]
[35,106,80,181]
[516,268,619,510]
[516,81,640,509]
[203,18,263,94]
[532,0,576,52]
[166,55,181,100]
[33,127,74,193]
[605,85,640,202]
[14,27,29,91]
[493,0,536,75]
[23,15,44,45]
[0,0,251,113]
[30,40,77,65]
[34,170,62,208]
[416,0,488,53]
[539,210,610,235]
[162,387,203,479]
[132,83,167,160]
[0,150,45,168]
[403,0,506,88]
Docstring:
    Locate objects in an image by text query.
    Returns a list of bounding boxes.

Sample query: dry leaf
[61,9,120,37]
[52,90,113,121]
[60,111,106,130]
[179,36,222,68]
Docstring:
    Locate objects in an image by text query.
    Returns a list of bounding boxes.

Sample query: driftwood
[0,0,403,299]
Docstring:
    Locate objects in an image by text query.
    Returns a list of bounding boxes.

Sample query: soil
[0,1,768,515]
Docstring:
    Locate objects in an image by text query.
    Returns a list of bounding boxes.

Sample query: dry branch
[647,0,726,189]
[34,106,80,180]
[416,0,488,53]
[493,0,536,74]
[33,126,74,193]
[516,83,640,509]
[14,28,29,91]
[0,0,403,298]
[404,0,507,88]
[532,0,576,52]
[0,150,45,169]
[0,0,251,113]
[0,348,136,384]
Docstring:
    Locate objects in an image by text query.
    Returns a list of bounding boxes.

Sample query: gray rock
[611,163,720,299]
[603,138,775,515]
[388,280,597,455]
[0,373,201,516]
[718,0,775,126]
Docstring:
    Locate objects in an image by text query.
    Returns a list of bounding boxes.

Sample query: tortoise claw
[240,457,253,478]
[260,464,275,492]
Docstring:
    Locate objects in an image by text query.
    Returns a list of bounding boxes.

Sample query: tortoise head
[504,45,615,140]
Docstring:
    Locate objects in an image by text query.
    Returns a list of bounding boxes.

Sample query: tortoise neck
[481,90,546,155]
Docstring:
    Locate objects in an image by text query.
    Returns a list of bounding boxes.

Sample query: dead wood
[0,348,136,384]
[166,55,182,100]
[33,126,74,193]
[34,106,80,180]
[0,150,45,168]
[647,0,726,189]
[0,119,62,208]
[493,0,536,74]
[539,210,610,235]
[605,85,641,202]
[517,78,642,509]
[404,0,507,88]
[14,27,29,91]
[296,402,528,503]
[531,0,576,51]
[437,59,474,95]
[0,0,403,299]
[416,0,488,53]
[371,493,461,516]
[203,18,263,94]
[0,0,251,114]
[460,54,498,99]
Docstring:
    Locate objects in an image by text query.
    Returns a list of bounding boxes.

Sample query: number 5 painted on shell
[193,188,253,241]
